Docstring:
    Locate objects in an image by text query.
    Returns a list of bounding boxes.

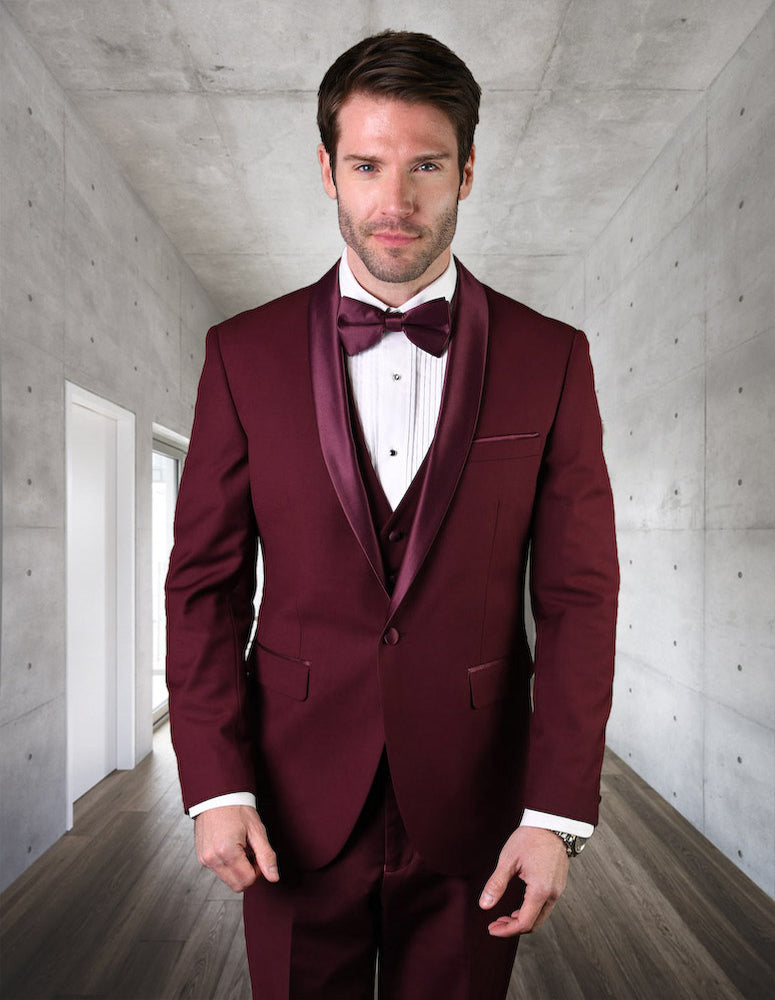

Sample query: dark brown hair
[317,31,481,180]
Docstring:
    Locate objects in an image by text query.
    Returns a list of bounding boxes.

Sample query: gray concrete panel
[543,0,773,91]
[72,91,264,255]
[485,87,701,256]
[131,290,183,399]
[704,700,775,897]
[168,0,371,93]
[704,5,775,360]
[181,251,280,318]
[607,653,705,829]
[182,250,342,316]
[63,259,136,401]
[65,103,156,259]
[1,12,66,359]
[545,258,586,328]
[207,91,327,256]
[584,97,707,313]
[706,330,775,531]
[604,369,705,532]
[180,256,223,349]
[704,528,775,732]
[615,528,704,693]
[0,526,65,728]
[65,106,186,305]
[589,208,706,406]
[0,342,64,529]
[705,158,775,359]
[4,0,196,93]
[0,695,67,882]
[456,253,582,319]
[706,3,775,186]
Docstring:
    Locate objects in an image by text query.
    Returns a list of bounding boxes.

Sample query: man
[166,30,618,1000]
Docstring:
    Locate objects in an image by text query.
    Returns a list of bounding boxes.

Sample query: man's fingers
[246,817,280,883]
[487,884,558,937]
[478,855,513,909]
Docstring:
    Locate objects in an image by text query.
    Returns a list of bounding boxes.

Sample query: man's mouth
[371,230,419,247]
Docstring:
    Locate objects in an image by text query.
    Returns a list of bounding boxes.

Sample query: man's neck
[345,247,451,308]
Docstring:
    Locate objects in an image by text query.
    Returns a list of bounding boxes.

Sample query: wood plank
[159,900,244,999]
[509,919,586,1000]
[111,939,184,1000]
[212,914,252,1000]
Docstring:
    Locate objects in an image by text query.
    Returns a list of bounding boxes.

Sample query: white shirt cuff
[188,792,257,817]
[519,809,594,838]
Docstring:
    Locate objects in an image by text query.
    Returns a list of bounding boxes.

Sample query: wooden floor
[1,724,773,1000]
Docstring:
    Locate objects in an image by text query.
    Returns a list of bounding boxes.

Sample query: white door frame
[65,383,135,828]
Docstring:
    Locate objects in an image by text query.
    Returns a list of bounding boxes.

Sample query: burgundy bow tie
[337,296,452,357]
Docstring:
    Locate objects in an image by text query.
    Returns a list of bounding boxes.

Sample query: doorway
[65,384,135,828]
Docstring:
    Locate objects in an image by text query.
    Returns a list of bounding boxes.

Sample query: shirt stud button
[389,448,398,457]
[392,373,401,381]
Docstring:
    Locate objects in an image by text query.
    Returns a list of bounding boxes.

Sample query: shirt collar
[338,247,457,313]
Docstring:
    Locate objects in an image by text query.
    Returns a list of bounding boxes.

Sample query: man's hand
[479,826,569,936]
[194,804,279,892]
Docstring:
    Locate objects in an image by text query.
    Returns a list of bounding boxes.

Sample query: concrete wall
[554,6,774,895]
[0,7,222,892]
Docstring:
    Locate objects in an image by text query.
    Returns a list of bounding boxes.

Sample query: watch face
[553,832,588,856]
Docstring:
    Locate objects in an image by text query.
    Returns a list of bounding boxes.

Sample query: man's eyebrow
[340,152,453,163]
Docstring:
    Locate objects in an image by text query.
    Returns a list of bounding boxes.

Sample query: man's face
[318,93,474,304]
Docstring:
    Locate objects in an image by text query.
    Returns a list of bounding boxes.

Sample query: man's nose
[380,171,414,217]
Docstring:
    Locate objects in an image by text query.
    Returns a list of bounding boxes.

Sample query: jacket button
[383,627,400,646]
[388,529,404,543]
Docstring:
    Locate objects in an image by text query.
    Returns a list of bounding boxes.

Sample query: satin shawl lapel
[389,260,489,617]
[308,263,387,593]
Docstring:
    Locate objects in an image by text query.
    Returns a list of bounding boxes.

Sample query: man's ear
[458,145,475,202]
[318,144,337,199]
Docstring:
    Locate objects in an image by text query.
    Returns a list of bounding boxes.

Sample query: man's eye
[417,162,439,171]
[355,163,375,173]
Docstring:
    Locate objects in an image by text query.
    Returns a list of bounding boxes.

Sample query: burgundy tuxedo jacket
[165,260,619,876]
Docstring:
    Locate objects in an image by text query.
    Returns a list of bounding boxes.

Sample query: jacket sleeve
[165,325,259,812]
[524,330,619,826]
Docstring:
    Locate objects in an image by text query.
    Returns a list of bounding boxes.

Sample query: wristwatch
[552,831,588,857]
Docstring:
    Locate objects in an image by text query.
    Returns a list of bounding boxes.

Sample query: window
[152,438,186,723]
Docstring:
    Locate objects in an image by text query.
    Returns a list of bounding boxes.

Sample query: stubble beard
[337,202,459,285]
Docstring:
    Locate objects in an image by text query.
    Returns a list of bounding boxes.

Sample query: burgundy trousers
[243,757,522,999]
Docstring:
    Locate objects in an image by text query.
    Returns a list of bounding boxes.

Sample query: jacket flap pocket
[255,642,310,701]
[469,433,542,463]
[468,656,514,709]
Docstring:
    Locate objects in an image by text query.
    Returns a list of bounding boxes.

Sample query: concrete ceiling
[4,0,771,317]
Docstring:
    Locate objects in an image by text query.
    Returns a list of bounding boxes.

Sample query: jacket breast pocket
[468,657,517,709]
[254,642,310,701]
[468,432,542,463]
